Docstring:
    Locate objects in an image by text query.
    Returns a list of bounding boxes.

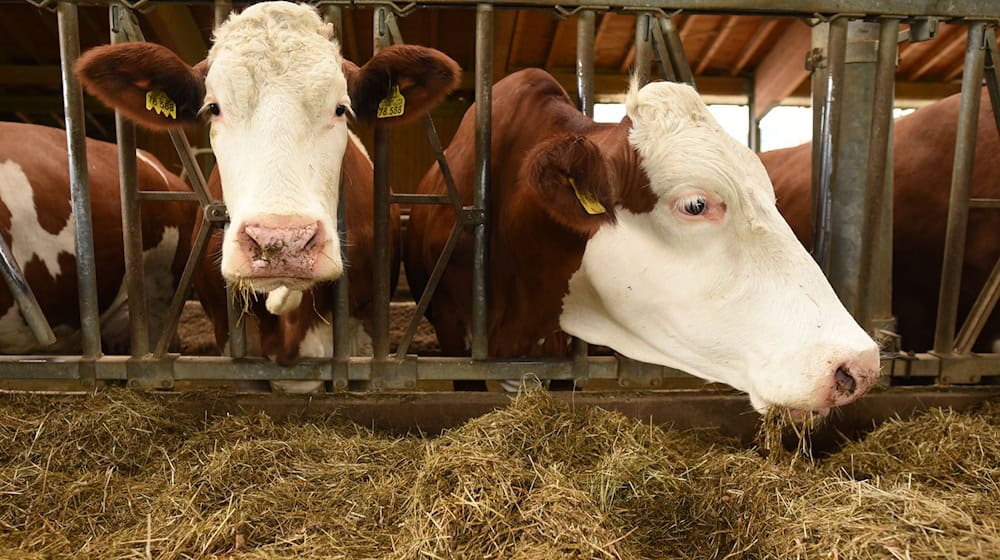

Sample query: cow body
[0,122,193,354]
[406,69,879,414]
[763,89,1000,353]
[77,1,458,381]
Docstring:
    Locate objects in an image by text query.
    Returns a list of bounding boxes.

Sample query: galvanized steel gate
[1,0,999,392]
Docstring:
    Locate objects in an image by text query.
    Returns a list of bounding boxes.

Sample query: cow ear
[528,134,616,234]
[76,42,206,130]
[347,45,461,125]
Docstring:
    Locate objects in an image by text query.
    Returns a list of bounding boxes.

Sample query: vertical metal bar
[576,10,595,118]
[633,13,652,86]
[372,6,391,362]
[322,4,344,40]
[872,117,896,335]
[333,180,351,373]
[0,238,55,346]
[985,30,1000,137]
[660,17,696,88]
[856,18,900,331]
[153,217,213,357]
[812,17,847,273]
[934,21,987,354]
[58,1,102,358]
[747,75,760,152]
[471,3,493,360]
[111,4,149,357]
[649,16,678,82]
[225,279,246,358]
[214,0,232,29]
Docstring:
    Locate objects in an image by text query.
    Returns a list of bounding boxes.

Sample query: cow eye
[207,103,221,116]
[335,104,347,117]
[682,197,707,216]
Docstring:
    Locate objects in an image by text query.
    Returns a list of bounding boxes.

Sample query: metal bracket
[805,47,827,71]
[908,17,939,42]
[460,207,487,226]
[935,353,986,384]
[371,356,418,390]
[554,5,611,19]
[617,356,664,388]
[204,203,229,225]
[127,354,176,391]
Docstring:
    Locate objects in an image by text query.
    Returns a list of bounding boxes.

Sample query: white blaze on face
[205,2,349,295]
[560,80,879,414]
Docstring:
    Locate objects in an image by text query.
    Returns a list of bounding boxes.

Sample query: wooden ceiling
[0,2,971,139]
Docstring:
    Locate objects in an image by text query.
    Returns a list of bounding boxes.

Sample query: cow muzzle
[228,215,341,289]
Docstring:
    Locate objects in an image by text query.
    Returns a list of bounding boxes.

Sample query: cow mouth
[229,275,317,294]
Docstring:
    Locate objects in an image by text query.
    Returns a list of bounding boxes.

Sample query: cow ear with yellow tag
[527,134,616,234]
[76,42,206,130]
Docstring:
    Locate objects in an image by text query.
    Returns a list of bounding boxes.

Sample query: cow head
[77,1,459,298]
[530,79,879,415]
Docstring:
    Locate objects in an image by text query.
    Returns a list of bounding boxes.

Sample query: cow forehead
[626,80,775,212]
[206,2,346,115]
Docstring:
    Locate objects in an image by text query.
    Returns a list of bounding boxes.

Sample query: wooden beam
[752,18,811,118]
[0,65,61,87]
[782,79,962,107]
[142,5,208,65]
[494,9,518,80]
[695,16,739,75]
[457,71,748,101]
[731,18,781,76]
[545,17,575,69]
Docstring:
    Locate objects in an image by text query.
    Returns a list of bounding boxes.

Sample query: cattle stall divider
[0,0,998,393]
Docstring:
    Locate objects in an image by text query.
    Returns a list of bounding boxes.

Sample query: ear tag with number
[145,90,177,119]
[569,177,607,215]
[377,85,406,119]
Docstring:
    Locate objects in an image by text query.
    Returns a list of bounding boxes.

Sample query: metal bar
[168,130,212,206]
[985,30,1000,137]
[395,222,463,358]
[576,10,595,117]
[0,237,55,346]
[58,1,102,358]
[322,4,343,39]
[136,190,202,202]
[660,17,696,88]
[934,21,987,355]
[633,13,652,86]
[747,75,759,152]
[812,17,847,272]
[954,256,1000,354]
[333,179,350,388]
[471,3,493,360]
[649,13,679,82]
[153,217,213,357]
[214,0,231,29]
[225,281,246,359]
[390,193,452,205]
[372,6,392,363]
[856,17,900,332]
[422,114,465,213]
[970,198,1000,209]
[111,3,150,357]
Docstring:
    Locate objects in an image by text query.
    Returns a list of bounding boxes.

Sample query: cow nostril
[834,366,857,396]
[303,229,319,251]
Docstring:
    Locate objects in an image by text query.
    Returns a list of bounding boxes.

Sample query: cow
[0,121,194,354]
[76,2,460,389]
[404,68,880,415]
[763,88,1000,353]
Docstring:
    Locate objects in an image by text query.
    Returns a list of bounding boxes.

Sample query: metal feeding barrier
[1,0,998,392]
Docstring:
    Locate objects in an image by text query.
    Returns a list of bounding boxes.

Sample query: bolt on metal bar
[111,3,150,357]
[934,21,987,355]
[856,17,900,332]
[0,236,55,346]
[954,256,1000,354]
[660,16,696,88]
[395,221,463,358]
[58,1,102,359]
[371,7,393,364]
[471,3,493,360]
[812,16,848,273]
[153,216,214,356]
[576,10,595,117]
[633,13,652,86]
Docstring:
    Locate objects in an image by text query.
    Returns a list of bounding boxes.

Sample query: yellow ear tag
[568,177,606,215]
[376,85,406,119]
[145,90,177,119]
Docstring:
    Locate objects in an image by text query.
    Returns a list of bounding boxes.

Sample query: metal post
[111,3,149,357]
[372,6,392,363]
[810,21,829,256]
[0,238,55,346]
[634,13,652,86]
[471,3,493,360]
[576,10,595,118]
[812,17,848,274]
[934,21,987,354]
[322,4,344,40]
[225,279,246,359]
[747,75,760,152]
[332,180,350,388]
[856,17,900,332]
[214,0,231,29]
[58,1,102,358]
[660,17,696,87]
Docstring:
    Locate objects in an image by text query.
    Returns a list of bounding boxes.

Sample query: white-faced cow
[0,121,194,354]
[763,88,1000,353]
[76,2,460,388]
[405,69,880,415]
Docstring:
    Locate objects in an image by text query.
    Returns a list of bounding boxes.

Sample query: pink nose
[826,351,879,408]
[237,218,324,278]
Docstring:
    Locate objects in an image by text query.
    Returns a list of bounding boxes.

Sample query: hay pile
[1,390,998,559]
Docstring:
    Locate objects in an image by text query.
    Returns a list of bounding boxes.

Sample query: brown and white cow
[763,88,1000,353]
[405,68,880,415]
[76,2,460,385]
[0,121,194,354]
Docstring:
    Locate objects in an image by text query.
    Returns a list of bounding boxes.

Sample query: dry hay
[0,390,998,559]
